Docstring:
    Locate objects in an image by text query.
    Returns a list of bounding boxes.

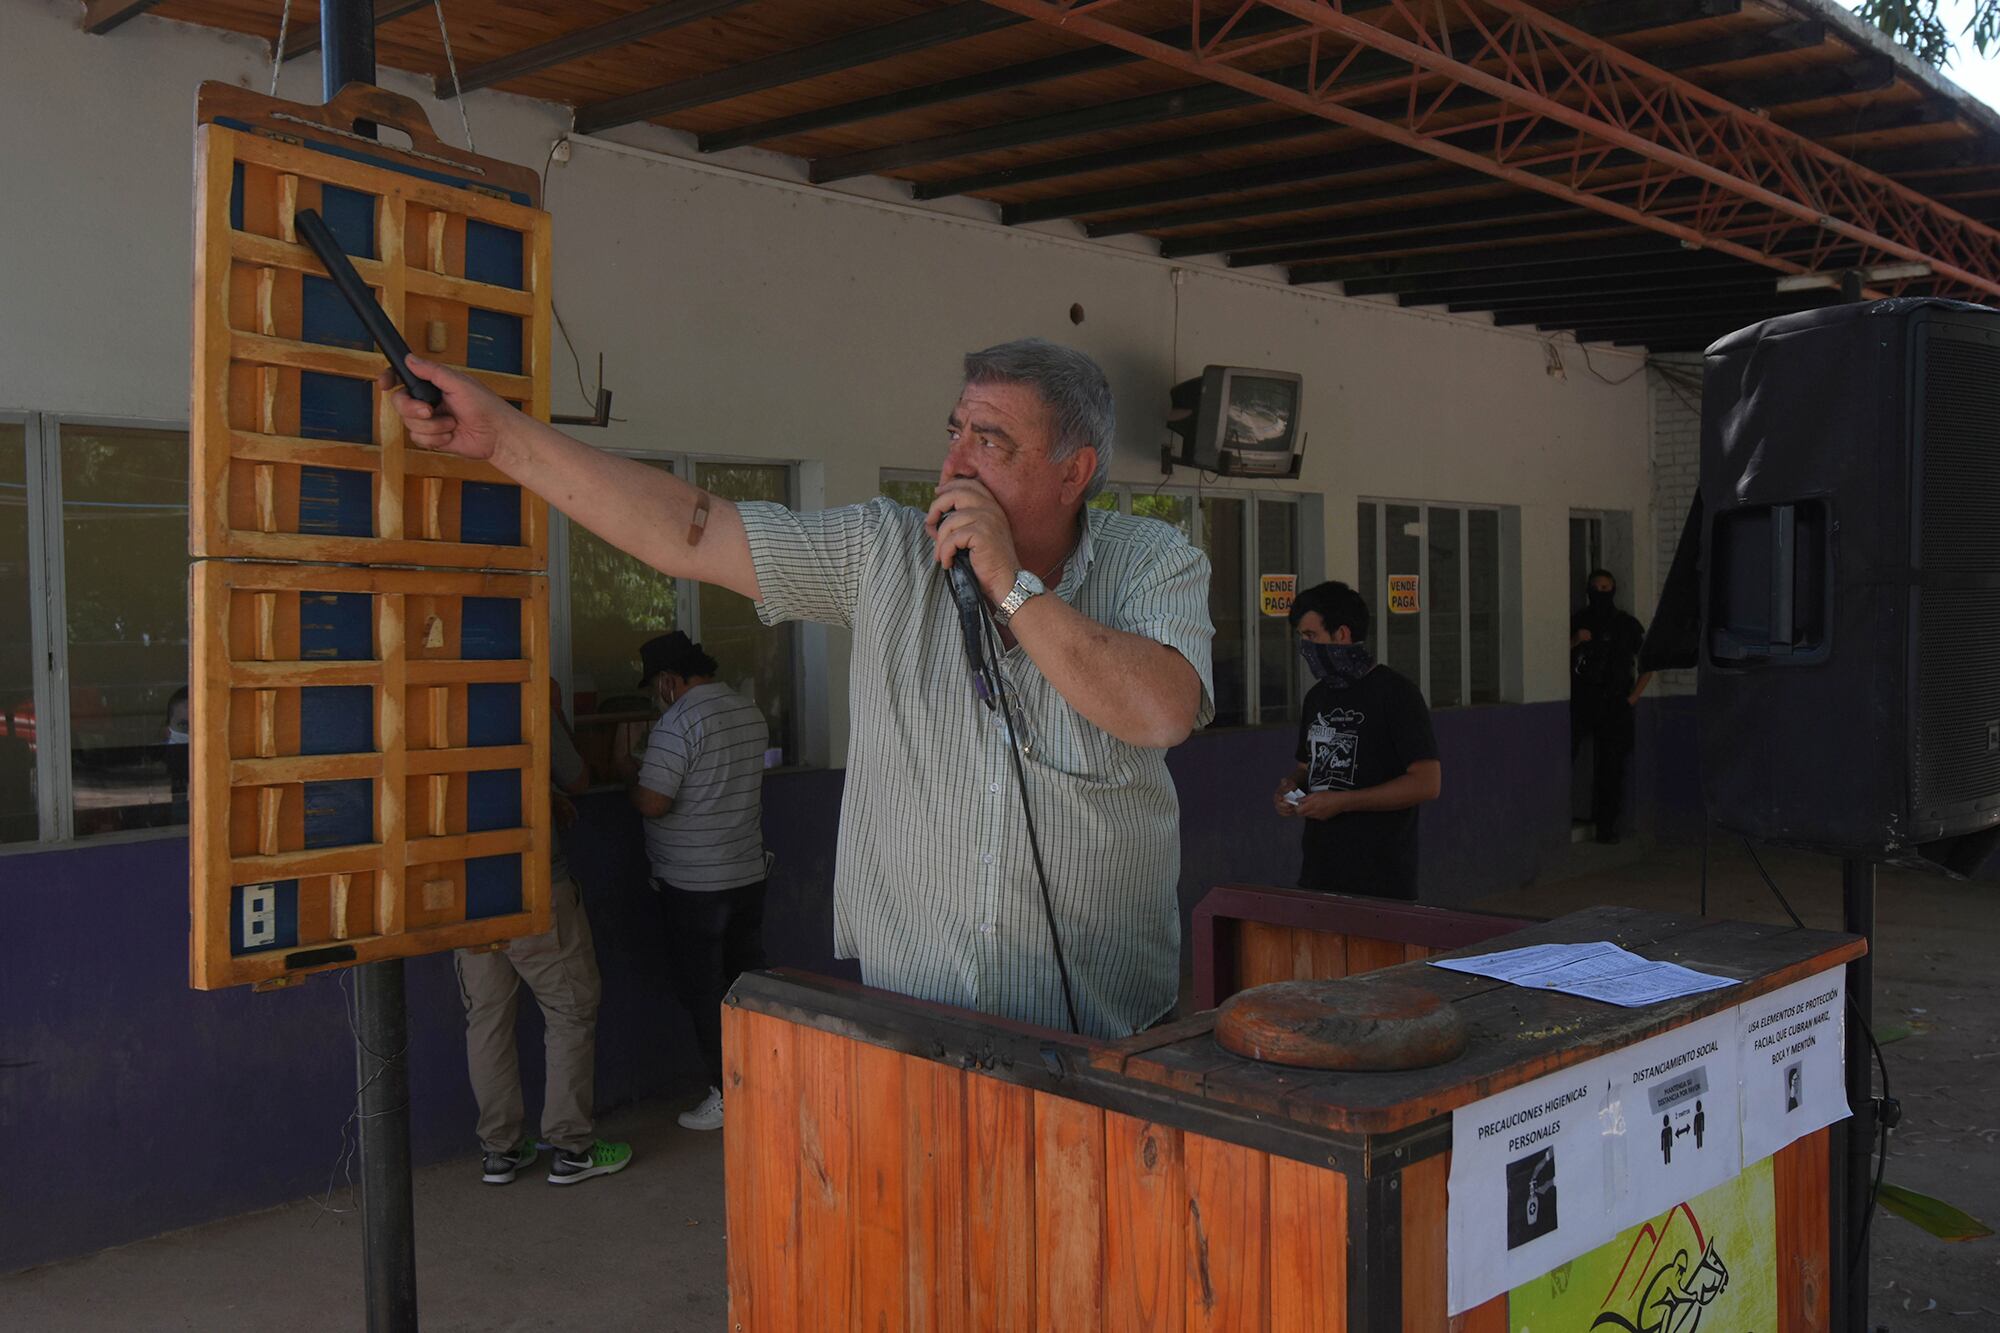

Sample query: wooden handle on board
[321,82,452,154]
[193,80,543,207]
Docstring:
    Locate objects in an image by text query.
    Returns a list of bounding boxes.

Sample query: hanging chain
[434,0,477,153]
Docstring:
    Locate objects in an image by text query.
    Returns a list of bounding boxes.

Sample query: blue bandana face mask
[1299,639,1375,688]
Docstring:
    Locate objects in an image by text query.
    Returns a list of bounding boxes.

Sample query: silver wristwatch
[992,569,1046,627]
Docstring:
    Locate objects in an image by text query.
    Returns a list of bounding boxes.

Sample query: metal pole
[320,4,416,1328]
[321,0,376,104]
[354,960,419,1332]
[1838,857,1877,1333]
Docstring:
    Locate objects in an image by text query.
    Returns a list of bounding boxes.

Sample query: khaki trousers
[455,876,602,1154]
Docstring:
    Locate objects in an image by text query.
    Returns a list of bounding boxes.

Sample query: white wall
[1,0,1653,760]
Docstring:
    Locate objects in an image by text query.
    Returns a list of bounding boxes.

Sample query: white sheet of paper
[1602,1008,1743,1230]
[1431,941,1737,1006]
[1737,968,1848,1166]
[1447,1049,1620,1315]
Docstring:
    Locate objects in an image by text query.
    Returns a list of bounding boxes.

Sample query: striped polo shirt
[738,497,1215,1038]
[638,681,770,891]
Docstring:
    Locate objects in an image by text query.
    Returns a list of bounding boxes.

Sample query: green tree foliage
[1859,0,2000,67]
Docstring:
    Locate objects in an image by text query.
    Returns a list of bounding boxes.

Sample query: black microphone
[944,541,996,709]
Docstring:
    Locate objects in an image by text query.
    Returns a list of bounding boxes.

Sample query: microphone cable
[972,587,1083,1036]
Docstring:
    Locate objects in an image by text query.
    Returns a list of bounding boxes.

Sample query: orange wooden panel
[1296,927,1349,982]
[1345,935,1407,978]
[722,1006,757,1331]
[1105,1112,1186,1333]
[1270,1155,1347,1333]
[853,1041,909,1333]
[796,1026,857,1332]
[1401,1155,1448,1333]
[1185,1134,1270,1333]
[1404,943,1435,962]
[1237,920,1301,990]
[1034,1092,1107,1332]
[1449,1298,1508,1333]
[967,1075,1037,1333]
[905,1056,970,1332]
[1774,1127,1833,1333]
[742,1009,801,1332]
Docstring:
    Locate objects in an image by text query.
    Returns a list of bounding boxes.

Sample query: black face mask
[1587,588,1616,612]
[1300,639,1375,688]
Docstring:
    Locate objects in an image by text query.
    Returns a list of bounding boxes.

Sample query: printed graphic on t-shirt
[1306,707,1363,789]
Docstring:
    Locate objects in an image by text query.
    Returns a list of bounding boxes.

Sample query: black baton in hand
[294,207,443,408]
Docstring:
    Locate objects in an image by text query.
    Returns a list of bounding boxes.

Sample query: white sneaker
[678,1086,724,1131]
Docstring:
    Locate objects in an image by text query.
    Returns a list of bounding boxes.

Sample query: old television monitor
[1168,366,1304,477]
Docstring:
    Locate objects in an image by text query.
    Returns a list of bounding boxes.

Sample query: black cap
[637,631,714,687]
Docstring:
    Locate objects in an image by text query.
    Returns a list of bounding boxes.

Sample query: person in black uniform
[1569,569,1651,844]
[1273,581,1441,900]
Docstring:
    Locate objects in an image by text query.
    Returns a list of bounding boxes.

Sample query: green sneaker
[480,1138,538,1185]
[548,1139,633,1186]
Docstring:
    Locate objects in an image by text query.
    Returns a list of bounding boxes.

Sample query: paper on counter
[1431,941,1738,1007]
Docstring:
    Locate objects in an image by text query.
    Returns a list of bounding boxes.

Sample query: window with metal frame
[554,454,800,775]
[883,471,1302,728]
[0,418,38,845]
[55,420,195,838]
[1356,498,1516,708]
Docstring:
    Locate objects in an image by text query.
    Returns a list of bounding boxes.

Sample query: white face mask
[166,726,189,745]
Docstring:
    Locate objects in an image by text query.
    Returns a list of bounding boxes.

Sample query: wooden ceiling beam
[428,0,753,97]
[574,3,1023,136]
[1228,214,1618,268]
[1336,250,1746,298]
[700,9,1299,155]
[816,0,1748,185]
[1160,196,1616,260]
[81,0,159,36]
[1013,57,1901,237]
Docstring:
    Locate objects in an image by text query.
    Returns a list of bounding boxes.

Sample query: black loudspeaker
[1698,298,2000,866]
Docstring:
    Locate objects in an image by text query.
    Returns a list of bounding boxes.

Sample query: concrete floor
[0,1097,730,1332]
[4,842,1995,1329]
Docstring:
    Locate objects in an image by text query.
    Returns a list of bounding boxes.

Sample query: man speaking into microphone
[383,338,1213,1038]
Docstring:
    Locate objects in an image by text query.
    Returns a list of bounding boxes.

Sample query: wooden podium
[722,894,1861,1331]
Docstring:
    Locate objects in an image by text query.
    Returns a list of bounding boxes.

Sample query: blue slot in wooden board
[212,116,535,207]
[464,220,524,289]
[464,854,523,919]
[300,275,373,350]
[466,684,521,747]
[300,592,374,660]
[466,769,522,833]
[303,778,374,848]
[297,465,374,536]
[230,161,245,231]
[460,482,522,547]
[319,184,377,259]
[460,597,521,659]
[298,372,375,445]
[299,685,374,755]
[466,307,523,374]
[229,879,300,955]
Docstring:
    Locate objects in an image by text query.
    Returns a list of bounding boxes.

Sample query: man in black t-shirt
[1569,568,1651,844]
[1273,582,1441,900]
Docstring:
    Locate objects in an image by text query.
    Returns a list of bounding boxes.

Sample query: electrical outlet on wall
[242,883,278,948]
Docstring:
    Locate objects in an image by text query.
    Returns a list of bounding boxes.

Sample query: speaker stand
[1836,857,1885,1333]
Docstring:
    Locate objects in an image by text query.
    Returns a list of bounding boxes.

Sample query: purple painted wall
[0,699,1669,1272]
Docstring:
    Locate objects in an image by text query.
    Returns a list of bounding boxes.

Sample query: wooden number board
[188,84,555,989]
[190,562,551,989]
[190,83,551,569]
